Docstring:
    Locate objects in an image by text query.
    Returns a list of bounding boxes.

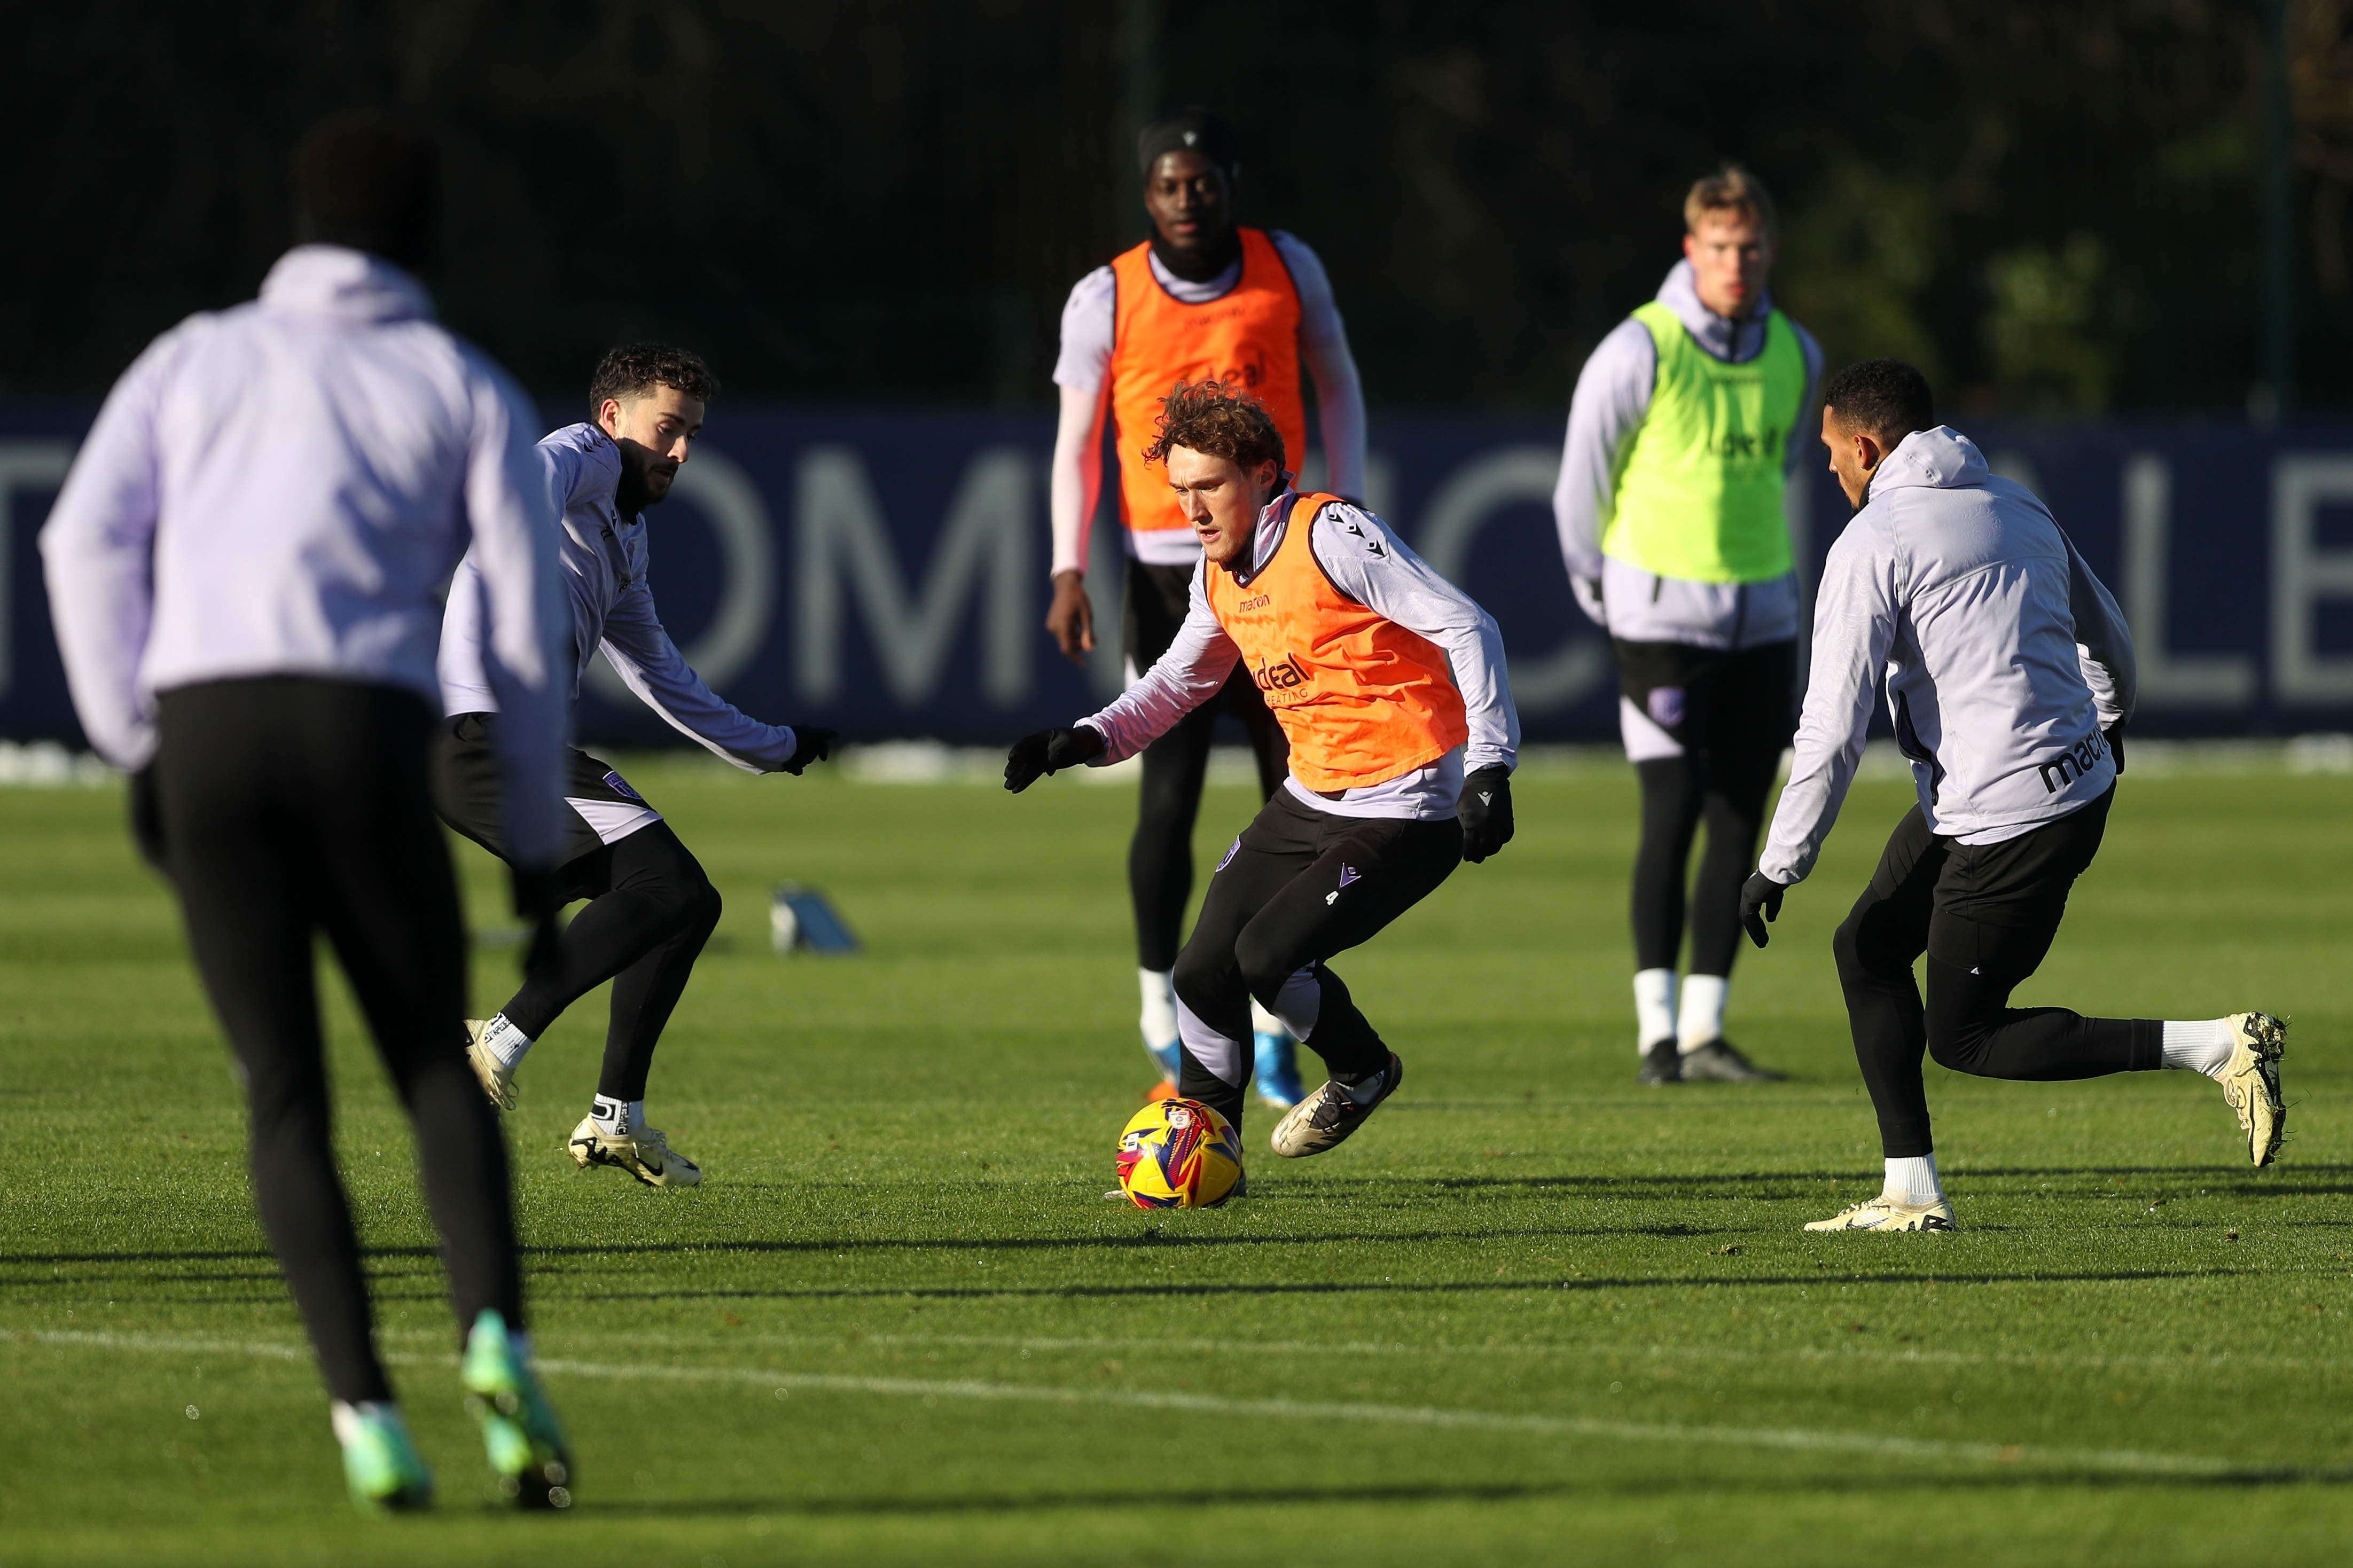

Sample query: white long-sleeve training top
[1080,488,1519,821]
[1049,233,1367,575]
[1552,258,1823,646]
[1758,427,2137,885]
[439,422,801,773]
[40,244,570,864]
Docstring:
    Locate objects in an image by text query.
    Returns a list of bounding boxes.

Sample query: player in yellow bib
[1552,166,1821,1085]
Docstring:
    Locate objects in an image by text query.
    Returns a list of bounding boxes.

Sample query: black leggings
[498,822,721,1103]
[1170,790,1461,1133]
[1126,559,1289,971]
[1832,791,2161,1158]
[151,677,521,1405]
[1624,640,1793,977]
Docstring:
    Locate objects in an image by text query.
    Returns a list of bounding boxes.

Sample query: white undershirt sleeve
[1048,267,1118,579]
[598,580,798,772]
[1081,567,1241,762]
[1309,503,1519,773]
[1273,233,1367,503]
[1758,527,1900,885]
[1554,318,1658,626]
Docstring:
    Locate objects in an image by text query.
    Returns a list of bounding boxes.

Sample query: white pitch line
[5,1327,2270,1480]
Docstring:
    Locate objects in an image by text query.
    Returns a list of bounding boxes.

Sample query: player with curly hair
[1008,381,1518,1161]
[432,343,838,1187]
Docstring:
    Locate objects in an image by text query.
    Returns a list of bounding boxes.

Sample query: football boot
[332,1401,433,1514]
[1271,1051,1403,1158]
[463,1020,517,1111]
[1679,1039,1786,1083]
[1254,1027,1304,1110]
[1804,1195,1958,1232]
[461,1309,573,1509]
[2218,1011,2287,1167]
[1637,1040,1682,1085]
[568,1117,703,1187]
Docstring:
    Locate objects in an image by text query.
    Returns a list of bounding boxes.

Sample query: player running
[43,114,574,1511]
[1046,105,1368,1109]
[1741,359,2287,1232]
[1553,165,1820,1085]
[1008,381,1517,1156]
[434,343,836,1187]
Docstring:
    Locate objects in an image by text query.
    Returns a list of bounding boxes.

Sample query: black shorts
[431,712,663,872]
[1612,637,1797,761]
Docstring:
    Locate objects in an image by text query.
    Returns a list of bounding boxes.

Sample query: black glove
[2106,723,2125,777]
[510,864,564,984]
[1739,871,1788,949]
[1457,765,1515,864]
[780,725,838,776]
[1003,725,1106,793]
[128,763,168,873]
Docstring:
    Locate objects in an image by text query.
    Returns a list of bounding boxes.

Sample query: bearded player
[435,343,835,1187]
[1046,106,1369,1108]
[1009,381,1516,1156]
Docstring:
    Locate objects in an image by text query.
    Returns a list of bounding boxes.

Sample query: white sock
[1139,968,1178,1051]
[1337,1065,1387,1105]
[1634,968,1678,1054]
[1882,1153,1942,1206]
[590,1094,642,1136]
[2162,1018,2236,1079]
[480,1013,534,1071]
[1249,998,1286,1039]
[1677,974,1729,1053]
[330,1399,402,1446]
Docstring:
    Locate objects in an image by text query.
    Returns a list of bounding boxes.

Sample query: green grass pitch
[3,755,2350,1565]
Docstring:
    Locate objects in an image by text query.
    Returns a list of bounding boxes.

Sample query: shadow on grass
[580,1463,2353,1519]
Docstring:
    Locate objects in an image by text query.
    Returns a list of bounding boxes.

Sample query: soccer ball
[1115,1097,1244,1209]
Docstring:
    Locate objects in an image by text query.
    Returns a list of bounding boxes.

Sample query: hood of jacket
[1866,426,1991,502]
[1653,258,1779,363]
[257,245,434,324]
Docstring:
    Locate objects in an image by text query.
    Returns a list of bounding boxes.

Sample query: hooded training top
[1552,258,1823,648]
[40,244,569,865]
[1757,427,2136,886]
[1078,487,1517,821]
[438,422,802,773]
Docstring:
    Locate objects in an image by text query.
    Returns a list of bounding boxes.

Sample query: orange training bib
[1203,493,1469,791]
[1109,228,1307,536]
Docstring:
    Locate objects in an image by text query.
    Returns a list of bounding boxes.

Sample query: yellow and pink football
[1115,1097,1244,1209]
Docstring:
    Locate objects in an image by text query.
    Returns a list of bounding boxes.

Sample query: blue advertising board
[5,404,2353,747]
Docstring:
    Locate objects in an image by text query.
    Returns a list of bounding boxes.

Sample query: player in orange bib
[1045,106,1367,1111]
[1009,382,1519,1159]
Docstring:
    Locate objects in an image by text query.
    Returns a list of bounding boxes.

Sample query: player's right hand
[1004,724,1106,792]
[1045,570,1096,665]
[1738,871,1788,948]
[779,725,838,775]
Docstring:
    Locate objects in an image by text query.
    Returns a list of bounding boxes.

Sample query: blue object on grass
[770,884,860,954]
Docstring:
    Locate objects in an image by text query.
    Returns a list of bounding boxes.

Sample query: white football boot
[2217,1012,2287,1167]
[464,1021,517,1111]
[1271,1052,1403,1158]
[1804,1195,1958,1232]
[568,1117,702,1187]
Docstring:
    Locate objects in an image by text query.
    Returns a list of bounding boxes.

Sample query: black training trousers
[433,715,722,1102]
[1832,787,2161,1158]
[1171,789,1461,1133]
[1618,638,1796,978]
[150,677,522,1405]
[1125,560,1289,971]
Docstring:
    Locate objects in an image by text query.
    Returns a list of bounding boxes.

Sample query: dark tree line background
[14,1,2353,417]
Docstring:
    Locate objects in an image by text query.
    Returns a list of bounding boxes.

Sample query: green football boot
[461,1308,574,1509]
[331,1400,434,1514]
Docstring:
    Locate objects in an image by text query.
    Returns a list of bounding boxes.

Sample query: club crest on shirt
[602,769,645,803]
[1647,686,1686,728]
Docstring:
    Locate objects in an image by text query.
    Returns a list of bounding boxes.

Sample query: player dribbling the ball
[1008,380,1520,1166]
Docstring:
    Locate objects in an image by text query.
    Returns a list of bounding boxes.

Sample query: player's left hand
[779,725,838,775]
[1739,871,1789,948]
[1457,765,1514,863]
[1003,725,1106,792]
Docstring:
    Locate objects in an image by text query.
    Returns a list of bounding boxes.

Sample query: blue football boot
[1254,1022,1304,1110]
[462,1309,574,1509]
